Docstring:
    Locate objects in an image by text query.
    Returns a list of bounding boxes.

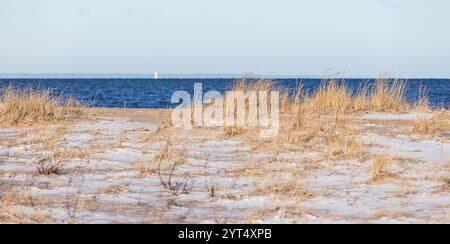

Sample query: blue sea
[0,79,449,109]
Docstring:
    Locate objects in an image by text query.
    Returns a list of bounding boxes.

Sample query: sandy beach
[0,107,448,224]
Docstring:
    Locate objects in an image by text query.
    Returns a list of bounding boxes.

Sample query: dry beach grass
[0,79,449,223]
[0,85,84,126]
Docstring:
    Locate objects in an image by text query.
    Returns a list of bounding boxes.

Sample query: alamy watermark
[171,83,280,138]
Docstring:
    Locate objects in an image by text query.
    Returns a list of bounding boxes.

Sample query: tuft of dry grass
[225,161,265,177]
[367,78,407,112]
[412,119,439,136]
[0,85,84,126]
[34,156,64,175]
[253,179,313,200]
[230,78,276,93]
[304,79,354,115]
[412,110,450,138]
[415,86,431,113]
[303,78,408,115]
[372,156,391,180]
[135,158,157,178]
[223,79,278,136]
[327,135,363,160]
[289,78,408,117]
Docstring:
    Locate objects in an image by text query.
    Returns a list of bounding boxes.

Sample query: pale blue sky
[1,0,449,77]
